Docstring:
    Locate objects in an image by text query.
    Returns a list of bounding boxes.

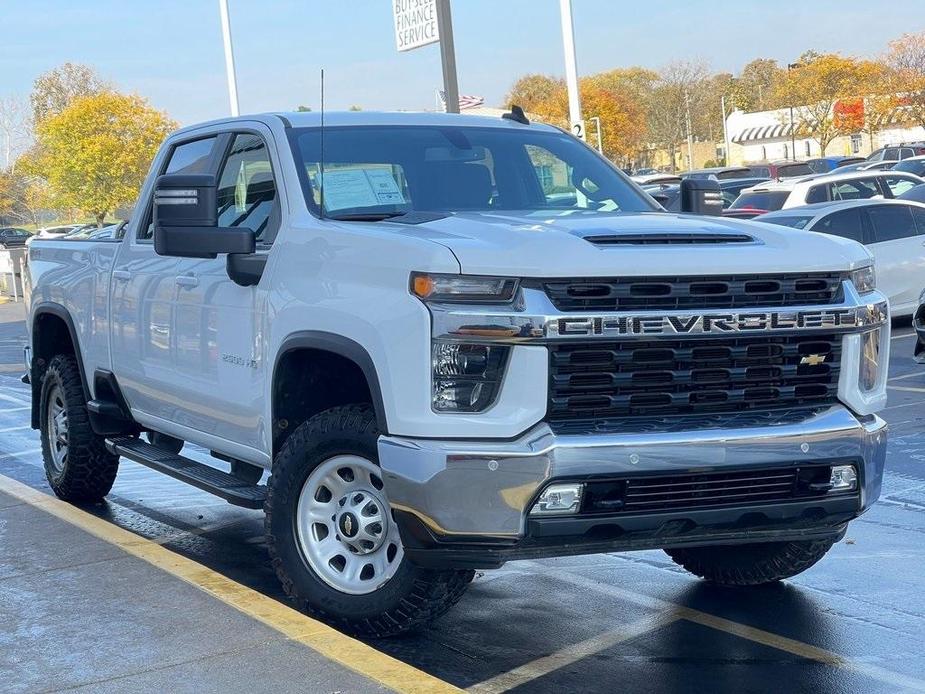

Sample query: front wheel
[665,539,836,586]
[265,404,472,638]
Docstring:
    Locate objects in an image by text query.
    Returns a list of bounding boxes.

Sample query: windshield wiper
[326,211,408,222]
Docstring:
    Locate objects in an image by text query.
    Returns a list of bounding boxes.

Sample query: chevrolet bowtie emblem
[800,354,827,366]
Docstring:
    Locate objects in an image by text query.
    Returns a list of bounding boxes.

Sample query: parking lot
[1,298,924,693]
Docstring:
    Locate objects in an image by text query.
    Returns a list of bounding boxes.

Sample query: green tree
[28,91,176,226]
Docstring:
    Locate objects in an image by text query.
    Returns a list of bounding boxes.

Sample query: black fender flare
[272,331,389,435]
[30,302,91,428]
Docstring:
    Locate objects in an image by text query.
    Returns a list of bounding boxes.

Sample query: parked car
[61,222,123,241]
[0,227,31,248]
[728,170,924,216]
[835,160,898,173]
[914,289,924,362]
[892,156,925,178]
[745,160,815,179]
[680,166,753,180]
[866,143,925,162]
[806,156,865,173]
[756,198,925,316]
[631,173,682,185]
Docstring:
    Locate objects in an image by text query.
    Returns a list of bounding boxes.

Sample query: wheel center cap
[339,512,359,538]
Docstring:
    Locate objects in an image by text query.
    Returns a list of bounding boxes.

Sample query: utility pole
[788,62,800,160]
[721,95,731,166]
[435,0,459,114]
[218,0,240,117]
[559,0,584,140]
[685,90,694,171]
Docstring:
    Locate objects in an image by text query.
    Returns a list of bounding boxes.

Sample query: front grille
[580,465,848,515]
[548,334,841,421]
[534,272,844,312]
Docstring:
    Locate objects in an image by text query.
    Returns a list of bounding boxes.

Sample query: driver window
[216,133,279,243]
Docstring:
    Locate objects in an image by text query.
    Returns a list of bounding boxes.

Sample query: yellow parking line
[0,472,461,694]
[531,565,925,692]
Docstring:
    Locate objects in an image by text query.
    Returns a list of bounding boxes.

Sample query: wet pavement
[1,299,924,693]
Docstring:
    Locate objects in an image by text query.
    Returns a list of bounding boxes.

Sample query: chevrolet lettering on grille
[555,309,860,338]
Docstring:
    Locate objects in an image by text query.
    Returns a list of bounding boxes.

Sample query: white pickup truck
[24,111,889,637]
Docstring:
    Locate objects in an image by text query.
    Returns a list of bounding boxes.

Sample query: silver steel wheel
[46,384,68,474]
[295,455,404,595]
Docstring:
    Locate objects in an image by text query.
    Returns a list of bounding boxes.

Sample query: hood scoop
[582,232,755,246]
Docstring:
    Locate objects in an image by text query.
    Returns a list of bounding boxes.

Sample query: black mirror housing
[680,178,723,216]
[153,173,256,259]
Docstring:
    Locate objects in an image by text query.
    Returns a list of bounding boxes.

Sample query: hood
[388,211,871,277]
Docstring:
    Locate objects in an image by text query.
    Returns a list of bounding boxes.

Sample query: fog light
[830,465,858,492]
[531,483,584,515]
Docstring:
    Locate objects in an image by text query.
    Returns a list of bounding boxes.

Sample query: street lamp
[787,62,801,161]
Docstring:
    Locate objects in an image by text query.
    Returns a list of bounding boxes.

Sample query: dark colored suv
[0,227,30,248]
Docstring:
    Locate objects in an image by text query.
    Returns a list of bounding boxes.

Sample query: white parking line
[888,372,923,382]
[887,385,925,394]
[467,612,681,693]
[0,425,30,433]
[891,332,915,340]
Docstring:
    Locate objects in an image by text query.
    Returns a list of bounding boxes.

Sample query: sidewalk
[0,486,386,693]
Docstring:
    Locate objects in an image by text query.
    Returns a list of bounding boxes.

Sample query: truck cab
[25,111,890,637]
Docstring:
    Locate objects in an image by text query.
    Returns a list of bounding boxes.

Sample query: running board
[105,436,266,509]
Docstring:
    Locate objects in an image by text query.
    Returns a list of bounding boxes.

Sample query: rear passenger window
[910,206,925,235]
[813,209,865,243]
[830,178,879,201]
[216,133,278,243]
[884,148,901,160]
[883,176,918,197]
[806,185,828,204]
[138,136,218,241]
[866,205,918,242]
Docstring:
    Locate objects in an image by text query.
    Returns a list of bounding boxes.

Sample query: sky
[2,0,924,126]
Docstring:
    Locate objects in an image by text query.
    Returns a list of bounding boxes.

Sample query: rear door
[862,204,925,314]
[811,208,867,244]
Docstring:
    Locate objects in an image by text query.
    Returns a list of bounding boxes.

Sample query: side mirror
[680,178,723,216]
[153,173,255,258]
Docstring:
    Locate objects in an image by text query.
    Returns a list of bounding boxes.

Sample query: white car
[729,170,924,215]
[757,198,925,316]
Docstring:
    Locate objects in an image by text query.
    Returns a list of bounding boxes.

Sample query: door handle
[175,275,199,288]
[112,270,131,281]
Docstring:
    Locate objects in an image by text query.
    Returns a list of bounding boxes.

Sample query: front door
[863,204,925,314]
[168,129,281,463]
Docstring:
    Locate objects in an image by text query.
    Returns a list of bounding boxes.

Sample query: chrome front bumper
[378,406,887,540]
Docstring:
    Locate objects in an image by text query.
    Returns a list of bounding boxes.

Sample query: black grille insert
[580,465,850,515]
[549,334,841,420]
[583,233,754,246]
[533,272,844,312]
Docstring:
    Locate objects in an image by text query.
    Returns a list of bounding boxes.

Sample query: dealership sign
[393,0,440,52]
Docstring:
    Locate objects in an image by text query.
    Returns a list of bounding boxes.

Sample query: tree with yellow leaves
[885,32,925,130]
[28,91,175,226]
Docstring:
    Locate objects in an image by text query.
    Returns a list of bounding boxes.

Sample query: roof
[172,110,556,138]
[745,169,921,192]
[760,198,925,218]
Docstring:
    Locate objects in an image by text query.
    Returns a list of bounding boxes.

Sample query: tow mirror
[153,173,255,259]
[680,178,723,216]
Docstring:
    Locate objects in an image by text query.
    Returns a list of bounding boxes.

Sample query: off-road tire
[665,539,836,586]
[39,354,119,503]
[265,404,473,638]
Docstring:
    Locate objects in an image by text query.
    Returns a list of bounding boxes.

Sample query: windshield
[289,125,657,218]
[728,190,790,212]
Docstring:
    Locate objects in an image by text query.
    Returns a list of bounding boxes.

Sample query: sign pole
[218,0,240,117]
[435,0,459,113]
[559,0,583,139]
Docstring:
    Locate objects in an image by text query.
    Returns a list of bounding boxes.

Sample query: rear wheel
[665,539,836,586]
[40,355,119,503]
[265,404,472,637]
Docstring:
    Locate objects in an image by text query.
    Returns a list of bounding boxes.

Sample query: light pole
[721,95,731,166]
[589,116,603,154]
[218,0,240,117]
[559,0,583,140]
[787,62,801,161]
[435,0,459,114]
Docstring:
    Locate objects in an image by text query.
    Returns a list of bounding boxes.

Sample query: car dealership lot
[1,301,924,693]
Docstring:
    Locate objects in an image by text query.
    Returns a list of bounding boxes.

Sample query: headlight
[411,273,518,303]
[849,265,875,294]
[432,342,510,412]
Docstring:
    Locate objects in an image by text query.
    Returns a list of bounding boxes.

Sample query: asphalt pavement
[1,299,924,693]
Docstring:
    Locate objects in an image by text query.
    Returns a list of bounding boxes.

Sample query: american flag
[438,90,484,111]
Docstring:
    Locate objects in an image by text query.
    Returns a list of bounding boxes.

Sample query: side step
[105,436,266,509]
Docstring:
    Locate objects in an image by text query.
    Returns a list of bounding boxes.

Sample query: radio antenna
[319,67,326,219]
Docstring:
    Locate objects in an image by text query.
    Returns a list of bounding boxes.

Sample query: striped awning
[731,123,804,143]
[870,104,917,127]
